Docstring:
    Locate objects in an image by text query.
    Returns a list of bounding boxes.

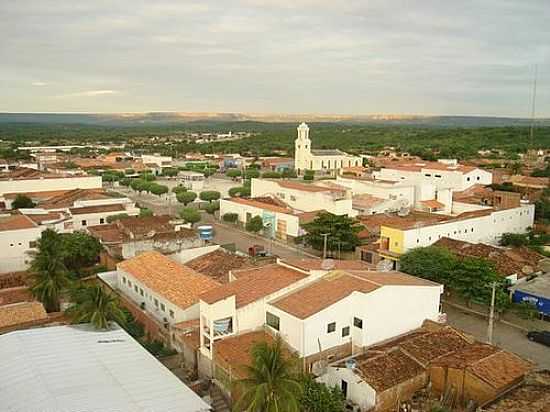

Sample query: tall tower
[294,122,311,173]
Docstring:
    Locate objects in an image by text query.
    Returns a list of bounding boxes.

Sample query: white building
[0,324,211,412]
[0,214,45,273]
[141,154,173,171]
[294,123,362,174]
[198,259,442,372]
[178,171,205,191]
[0,168,102,200]
[373,159,492,192]
[251,178,353,215]
[99,251,220,327]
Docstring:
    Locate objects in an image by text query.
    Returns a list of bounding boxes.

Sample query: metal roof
[0,324,211,412]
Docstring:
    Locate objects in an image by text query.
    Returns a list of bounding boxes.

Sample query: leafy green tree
[176,190,197,205]
[222,213,238,223]
[66,284,127,330]
[149,183,169,196]
[300,376,345,412]
[499,232,528,247]
[199,190,221,203]
[29,229,71,312]
[162,167,178,177]
[507,162,523,175]
[140,172,156,181]
[303,170,315,181]
[62,232,102,274]
[130,179,149,194]
[281,169,297,178]
[226,169,242,179]
[234,337,302,412]
[179,207,201,226]
[246,215,264,233]
[12,194,35,209]
[300,212,363,252]
[119,177,132,187]
[399,246,456,284]
[245,169,260,179]
[172,185,187,194]
[139,207,153,217]
[203,201,220,215]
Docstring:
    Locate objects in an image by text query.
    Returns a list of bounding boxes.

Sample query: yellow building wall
[380,226,405,254]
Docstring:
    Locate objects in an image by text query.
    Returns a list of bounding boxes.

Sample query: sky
[1,0,550,117]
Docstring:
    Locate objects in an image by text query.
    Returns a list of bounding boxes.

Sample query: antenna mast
[529,65,538,146]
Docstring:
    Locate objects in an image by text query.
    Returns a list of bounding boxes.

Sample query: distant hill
[1,112,549,127]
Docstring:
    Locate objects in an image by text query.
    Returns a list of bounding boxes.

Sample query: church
[294,122,362,174]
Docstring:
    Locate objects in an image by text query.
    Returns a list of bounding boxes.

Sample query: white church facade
[294,123,362,174]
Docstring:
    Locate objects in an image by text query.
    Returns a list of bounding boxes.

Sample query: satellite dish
[321,259,335,270]
[377,259,393,272]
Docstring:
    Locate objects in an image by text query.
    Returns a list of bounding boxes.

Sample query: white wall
[337,176,415,206]
[318,367,376,411]
[0,226,44,273]
[0,175,102,196]
[72,208,139,230]
[170,245,221,265]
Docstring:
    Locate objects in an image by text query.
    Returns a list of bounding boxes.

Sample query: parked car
[527,330,550,347]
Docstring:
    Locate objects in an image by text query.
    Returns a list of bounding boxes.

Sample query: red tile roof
[118,251,220,309]
[69,203,125,215]
[200,264,307,307]
[225,197,293,214]
[276,180,346,193]
[185,249,256,284]
[280,258,373,272]
[0,301,48,328]
[420,199,445,209]
[0,214,37,231]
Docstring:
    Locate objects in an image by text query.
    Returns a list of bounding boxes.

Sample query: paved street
[444,302,550,369]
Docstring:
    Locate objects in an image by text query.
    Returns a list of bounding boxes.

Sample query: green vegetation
[172,185,187,194]
[262,171,282,178]
[299,212,364,252]
[300,376,345,412]
[139,207,153,217]
[199,190,221,203]
[531,164,550,177]
[303,170,315,181]
[203,200,220,215]
[106,213,129,223]
[179,207,201,225]
[176,190,197,205]
[12,194,35,209]
[61,232,102,276]
[244,169,260,179]
[148,183,169,196]
[226,169,242,178]
[400,246,509,310]
[161,167,178,177]
[66,284,127,330]
[245,215,264,233]
[535,188,550,224]
[234,337,302,412]
[228,186,251,198]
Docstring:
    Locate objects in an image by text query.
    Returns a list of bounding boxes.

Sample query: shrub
[228,186,251,197]
[245,216,263,233]
[139,207,153,217]
[12,194,35,209]
[204,201,220,215]
[244,169,260,179]
[222,213,238,223]
[162,167,178,177]
[149,183,169,196]
[226,169,242,178]
[179,207,201,225]
[172,185,187,194]
[119,177,132,187]
[176,191,197,205]
[262,171,282,179]
[199,190,221,203]
[281,169,297,178]
[303,170,314,181]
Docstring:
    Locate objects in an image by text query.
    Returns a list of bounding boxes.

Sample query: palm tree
[66,284,127,330]
[29,229,71,312]
[233,337,303,412]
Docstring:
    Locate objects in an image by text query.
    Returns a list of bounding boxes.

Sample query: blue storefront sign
[512,290,550,316]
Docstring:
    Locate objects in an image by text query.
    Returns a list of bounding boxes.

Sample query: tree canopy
[299,212,363,252]
[12,194,35,209]
[179,207,201,225]
[176,190,197,205]
[245,215,264,233]
[199,190,221,202]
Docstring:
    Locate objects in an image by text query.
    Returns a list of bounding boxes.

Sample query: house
[0,167,102,200]
[433,237,544,284]
[141,154,173,174]
[485,370,550,412]
[87,215,203,262]
[98,251,220,343]
[0,324,211,412]
[319,322,532,411]
[0,214,45,273]
[294,123,362,175]
[260,157,294,172]
[373,159,492,191]
[219,196,321,242]
[0,301,48,333]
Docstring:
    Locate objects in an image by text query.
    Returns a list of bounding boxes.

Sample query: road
[444,302,550,369]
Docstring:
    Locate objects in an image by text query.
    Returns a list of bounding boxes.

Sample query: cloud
[1,0,549,115]
[55,90,121,98]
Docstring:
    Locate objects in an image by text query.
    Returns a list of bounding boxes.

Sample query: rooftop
[271,271,439,319]
[513,273,550,300]
[0,214,37,231]
[118,251,220,309]
[280,258,373,272]
[40,188,110,209]
[225,196,293,214]
[185,249,256,284]
[200,263,308,308]
[0,324,210,412]
[69,203,126,215]
[275,180,346,193]
[485,370,550,411]
[352,194,386,210]
[0,301,47,328]
[381,161,478,174]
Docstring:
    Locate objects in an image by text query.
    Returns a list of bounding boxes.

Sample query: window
[327,322,336,333]
[290,195,296,201]
[29,241,37,248]
[81,220,87,226]
[435,174,442,178]
[353,317,363,329]
[160,303,166,312]
[128,280,132,288]
[99,218,105,224]
[424,174,431,177]
[467,177,471,181]
[361,251,372,263]
[122,277,126,284]
[342,326,350,337]
[476,176,480,180]
[134,285,138,293]
[140,288,144,296]
[154,298,159,308]
[341,380,348,398]
[169,310,175,318]
[266,312,280,331]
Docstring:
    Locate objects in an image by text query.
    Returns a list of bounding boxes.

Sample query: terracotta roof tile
[69,203,125,215]
[225,197,293,214]
[41,188,110,209]
[280,258,372,272]
[276,180,346,193]
[399,327,470,366]
[420,199,445,209]
[118,251,220,309]
[468,351,533,389]
[0,301,47,328]
[0,214,37,231]
[87,223,124,243]
[200,264,307,307]
[185,249,255,284]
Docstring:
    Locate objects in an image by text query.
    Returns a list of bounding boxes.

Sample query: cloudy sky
[1,0,549,116]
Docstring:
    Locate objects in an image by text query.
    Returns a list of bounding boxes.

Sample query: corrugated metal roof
[0,324,211,412]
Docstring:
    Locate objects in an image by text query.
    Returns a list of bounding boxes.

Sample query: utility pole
[487,282,497,344]
[321,233,329,260]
